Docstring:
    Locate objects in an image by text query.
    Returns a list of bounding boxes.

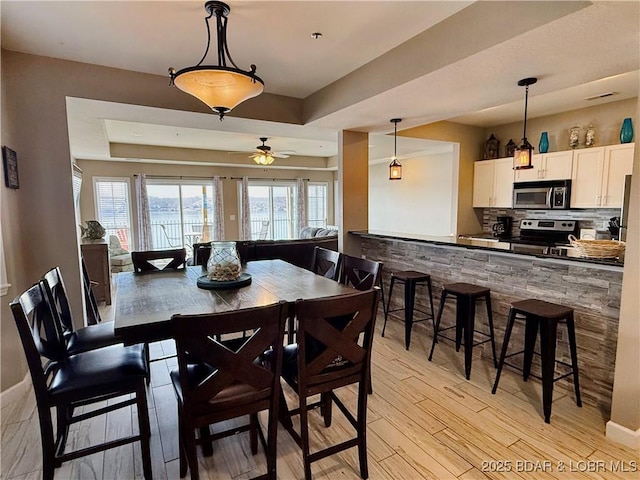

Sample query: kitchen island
[351,230,624,413]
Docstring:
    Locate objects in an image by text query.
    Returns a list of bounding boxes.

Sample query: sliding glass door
[146,181,214,253]
[246,183,295,240]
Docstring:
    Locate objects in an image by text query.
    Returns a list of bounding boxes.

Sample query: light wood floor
[2,301,638,479]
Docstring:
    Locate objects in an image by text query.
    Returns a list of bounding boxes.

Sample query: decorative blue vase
[538,132,549,153]
[620,118,634,144]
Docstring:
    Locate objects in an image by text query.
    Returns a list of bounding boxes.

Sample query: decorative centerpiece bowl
[197,241,251,289]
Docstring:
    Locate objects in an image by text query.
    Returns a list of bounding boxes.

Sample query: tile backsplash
[481,208,621,237]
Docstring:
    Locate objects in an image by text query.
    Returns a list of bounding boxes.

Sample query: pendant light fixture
[513,77,537,170]
[389,118,402,180]
[169,1,264,120]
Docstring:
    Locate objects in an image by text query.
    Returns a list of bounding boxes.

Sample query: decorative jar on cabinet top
[569,126,580,149]
[538,132,549,153]
[207,241,242,281]
[620,118,634,144]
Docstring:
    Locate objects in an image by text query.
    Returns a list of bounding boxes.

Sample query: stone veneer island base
[354,232,623,414]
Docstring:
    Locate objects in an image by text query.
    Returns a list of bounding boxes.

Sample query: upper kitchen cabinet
[514,151,573,182]
[473,158,514,208]
[571,143,634,208]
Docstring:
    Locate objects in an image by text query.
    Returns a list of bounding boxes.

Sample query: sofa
[193,227,338,270]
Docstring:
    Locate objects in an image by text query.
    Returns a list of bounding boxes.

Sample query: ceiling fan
[232,137,296,165]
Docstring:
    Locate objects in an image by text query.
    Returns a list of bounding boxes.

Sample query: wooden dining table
[114,259,354,344]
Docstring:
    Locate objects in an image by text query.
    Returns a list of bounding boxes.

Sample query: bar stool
[382,271,435,350]
[428,282,497,380]
[492,299,581,423]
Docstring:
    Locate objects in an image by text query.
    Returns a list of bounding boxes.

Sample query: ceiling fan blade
[272,153,290,158]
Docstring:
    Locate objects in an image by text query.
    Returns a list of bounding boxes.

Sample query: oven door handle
[546,188,553,208]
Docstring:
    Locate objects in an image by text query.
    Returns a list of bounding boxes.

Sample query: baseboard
[606,420,640,448]
[0,374,31,408]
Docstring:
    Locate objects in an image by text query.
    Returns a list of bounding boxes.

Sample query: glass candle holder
[207,241,242,281]
[569,126,580,149]
[585,124,596,147]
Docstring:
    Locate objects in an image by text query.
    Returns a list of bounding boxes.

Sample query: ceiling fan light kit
[169,1,264,120]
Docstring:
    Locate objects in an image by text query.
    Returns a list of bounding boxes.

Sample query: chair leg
[565,313,582,407]
[136,382,153,480]
[54,404,72,465]
[381,277,396,337]
[484,294,498,368]
[178,409,188,478]
[428,290,448,361]
[38,405,57,480]
[404,280,416,350]
[144,343,151,385]
[523,316,539,381]
[185,421,200,480]
[492,308,516,394]
[462,297,475,380]
[321,392,333,427]
[539,319,558,423]
[426,277,436,340]
[250,413,259,454]
[299,397,313,480]
[357,381,369,479]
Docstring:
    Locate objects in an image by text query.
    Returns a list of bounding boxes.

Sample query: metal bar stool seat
[492,299,581,423]
[382,270,435,350]
[428,282,497,380]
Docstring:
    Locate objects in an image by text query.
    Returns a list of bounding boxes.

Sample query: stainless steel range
[510,219,578,255]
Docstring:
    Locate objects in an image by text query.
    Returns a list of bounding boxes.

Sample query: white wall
[368,151,457,236]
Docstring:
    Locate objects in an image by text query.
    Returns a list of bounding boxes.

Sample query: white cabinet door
[601,144,634,207]
[571,147,605,208]
[493,158,515,207]
[543,151,573,180]
[514,154,542,182]
[473,161,494,207]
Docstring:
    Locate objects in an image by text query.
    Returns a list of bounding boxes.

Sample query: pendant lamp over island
[513,77,537,170]
[169,1,264,120]
[389,118,402,180]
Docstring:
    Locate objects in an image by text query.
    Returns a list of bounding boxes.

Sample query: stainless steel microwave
[512,180,571,209]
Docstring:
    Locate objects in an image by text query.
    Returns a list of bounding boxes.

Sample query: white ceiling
[2,1,639,165]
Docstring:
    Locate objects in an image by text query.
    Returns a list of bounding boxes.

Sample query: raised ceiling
[2,1,639,165]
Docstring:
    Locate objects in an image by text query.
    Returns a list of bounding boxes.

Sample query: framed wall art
[2,146,19,189]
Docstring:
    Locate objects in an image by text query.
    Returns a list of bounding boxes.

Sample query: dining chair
[81,256,101,325]
[310,246,342,281]
[10,282,152,480]
[339,255,384,394]
[280,288,380,480]
[339,255,383,291]
[169,301,289,480]
[131,248,187,272]
[42,266,120,355]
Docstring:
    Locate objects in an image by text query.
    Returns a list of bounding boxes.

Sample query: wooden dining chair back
[280,288,380,480]
[170,301,289,480]
[42,266,124,356]
[81,256,101,325]
[132,248,187,273]
[11,282,152,480]
[339,255,383,291]
[310,246,342,281]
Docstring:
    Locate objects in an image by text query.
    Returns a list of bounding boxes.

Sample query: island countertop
[350,229,624,413]
[349,230,624,270]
